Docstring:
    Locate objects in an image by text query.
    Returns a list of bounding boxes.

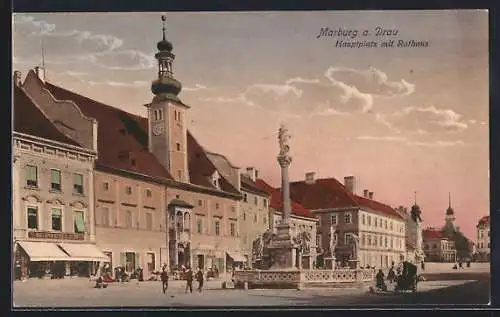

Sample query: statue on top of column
[278,123,291,157]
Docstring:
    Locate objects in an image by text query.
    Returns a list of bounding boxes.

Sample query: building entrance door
[197,254,204,269]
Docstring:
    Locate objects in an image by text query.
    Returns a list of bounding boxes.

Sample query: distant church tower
[445,192,456,224]
[147,15,189,182]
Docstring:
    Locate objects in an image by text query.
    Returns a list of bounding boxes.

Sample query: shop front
[226,251,246,271]
[15,240,110,279]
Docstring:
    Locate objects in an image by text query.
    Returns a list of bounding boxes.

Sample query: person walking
[185,266,194,293]
[160,266,169,294]
[196,268,204,292]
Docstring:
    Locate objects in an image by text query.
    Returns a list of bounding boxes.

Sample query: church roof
[13,85,81,147]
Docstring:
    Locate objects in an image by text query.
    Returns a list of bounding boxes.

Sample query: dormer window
[212,171,221,189]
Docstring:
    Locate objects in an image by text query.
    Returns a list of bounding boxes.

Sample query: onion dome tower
[151,15,183,103]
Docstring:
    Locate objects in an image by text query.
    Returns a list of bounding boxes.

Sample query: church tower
[445,192,456,223]
[147,15,189,183]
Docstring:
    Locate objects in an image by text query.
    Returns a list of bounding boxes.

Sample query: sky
[12,11,489,239]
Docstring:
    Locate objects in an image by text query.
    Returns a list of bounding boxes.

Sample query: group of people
[375,261,422,292]
[160,265,205,295]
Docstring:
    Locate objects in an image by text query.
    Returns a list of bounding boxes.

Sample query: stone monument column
[268,123,298,270]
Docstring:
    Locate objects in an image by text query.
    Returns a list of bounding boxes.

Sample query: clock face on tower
[152,123,165,136]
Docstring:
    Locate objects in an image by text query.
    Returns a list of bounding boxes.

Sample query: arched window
[158,109,163,121]
[153,109,158,121]
[176,211,183,231]
[183,212,190,230]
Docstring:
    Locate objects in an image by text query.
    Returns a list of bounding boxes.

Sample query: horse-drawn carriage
[394,261,418,293]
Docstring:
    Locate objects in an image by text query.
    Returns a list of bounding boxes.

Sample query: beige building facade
[290,173,406,269]
[13,80,104,280]
[476,216,490,262]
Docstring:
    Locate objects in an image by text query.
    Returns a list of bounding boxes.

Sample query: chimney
[13,71,22,87]
[246,167,257,182]
[305,172,316,185]
[34,66,45,83]
[363,189,369,198]
[344,176,356,193]
[369,192,374,200]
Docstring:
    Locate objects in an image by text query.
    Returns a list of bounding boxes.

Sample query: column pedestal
[268,223,297,270]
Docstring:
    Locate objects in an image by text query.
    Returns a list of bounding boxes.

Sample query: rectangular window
[368,235,372,246]
[385,237,388,248]
[26,165,38,187]
[146,189,152,198]
[51,208,62,231]
[125,186,132,195]
[243,194,248,203]
[390,237,394,248]
[74,211,85,233]
[215,202,220,209]
[263,199,267,207]
[145,212,153,230]
[331,214,338,225]
[50,169,62,191]
[390,221,393,230]
[362,214,366,225]
[345,233,352,244]
[344,213,352,224]
[254,214,257,223]
[361,233,365,246]
[73,173,84,194]
[230,223,236,236]
[384,219,388,229]
[147,253,156,274]
[197,219,202,234]
[379,236,383,247]
[231,206,236,213]
[101,207,109,226]
[103,182,109,191]
[367,216,372,226]
[215,220,220,236]
[27,207,38,229]
[374,217,378,228]
[198,200,203,206]
[124,210,132,228]
[254,197,258,205]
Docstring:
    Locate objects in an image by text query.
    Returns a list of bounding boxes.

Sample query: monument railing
[233,268,375,286]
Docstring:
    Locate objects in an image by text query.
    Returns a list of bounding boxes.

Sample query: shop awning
[58,243,110,262]
[226,251,247,262]
[17,241,71,262]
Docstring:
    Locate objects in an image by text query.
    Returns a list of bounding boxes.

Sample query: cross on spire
[413,191,417,205]
[161,15,167,41]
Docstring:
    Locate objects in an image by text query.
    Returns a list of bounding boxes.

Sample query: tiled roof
[477,215,490,227]
[289,178,404,220]
[44,81,173,181]
[186,131,240,195]
[13,85,80,147]
[423,229,443,240]
[42,79,240,196]
[240,175,269,196]
[255,178,315,219]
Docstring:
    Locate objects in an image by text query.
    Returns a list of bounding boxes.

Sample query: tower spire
[414,191,417,205]
[448,192,452,208]
[161,15,166,41]
[40,31,46,81]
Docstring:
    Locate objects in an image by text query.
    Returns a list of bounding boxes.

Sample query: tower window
[176,142,181,151]
[158,110,163,120]
[174,111,178,121]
